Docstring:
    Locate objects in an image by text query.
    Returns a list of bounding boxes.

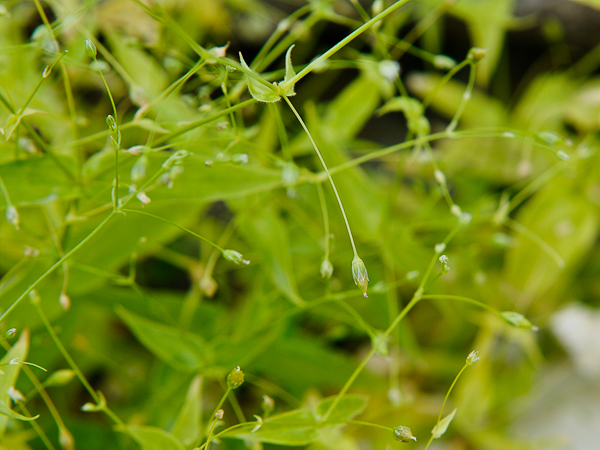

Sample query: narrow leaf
[123,425,185,450]
[315,395,368,423]
[280,44,296,97]
[0,399,39,421]
[431,408,457,439]
[170,376,203,446]
[116,307,210,372]
[0,330,30,433]
[222,409,318,446]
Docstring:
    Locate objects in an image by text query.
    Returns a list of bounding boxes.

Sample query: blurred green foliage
[1,0,600,449]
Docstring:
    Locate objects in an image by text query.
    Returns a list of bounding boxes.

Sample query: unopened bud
[262,395,274,413]
[223,249,249,265]
[467,47,486,62]
[466,350,481,366]
[84,39,97,59]
[215,409,224,420]
[106,115,117,132]
[45,369,76,387]
[394,426,417,443]
[433,55,456,70]
[351,256,369,298]
[439,255,450,273]
[320,259,333,279]
[501,311,537,330]
[6,205,19,229]
[227,366,245,389]
[59,293,71,311]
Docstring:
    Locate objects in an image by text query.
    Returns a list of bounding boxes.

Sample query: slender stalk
[316,182,331,264]
[504,218,565,267]
[421,294,498,315]
[153,99,256,146]
[0,212,115,325]
[447,61,477,132]
[120,209,226,253]
[281,0,411,90]
[32,299,98,402]
[423,363,469,450]
[283,96,359,257]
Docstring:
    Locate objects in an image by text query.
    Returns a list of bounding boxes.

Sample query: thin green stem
[421,294,498,315]
[422,60,470,111]
[0,175,13,207]
[32,299,99,402]
[316,182,331,263]
[338,301,376,340]
[20,364,68,443]
[281,0,411,90]
[504,218,565,267]
[322,218,467,421]
[283,96,358,257]
[447,61,477,132]
[423,363,469,450]
[120,209,226,253]
[0,211,115,325]
[17,403,56,450]
[153,99,256,146]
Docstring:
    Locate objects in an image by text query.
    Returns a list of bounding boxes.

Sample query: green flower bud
[439,255,450,273]
[320,258,333,279]
[84,39,97,59]
[5,205,19,229]
[394,426,416,443]
[501,311,538,330]
[433,55,456,70]
[106,115,117,132]
[223,249,250,265]
[45,369,76,387]
[466,350,481,366]
[227,366,245,389]
[467,47,486,62]
[351,256,369,298]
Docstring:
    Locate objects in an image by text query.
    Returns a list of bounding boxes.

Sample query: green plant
[1,0,599,449]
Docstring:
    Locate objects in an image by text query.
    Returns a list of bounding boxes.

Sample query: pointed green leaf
[279,44,296,97]
[0,399,39,422]
[284,45,296,83]
[170,376,203,446]
[315,395,368,423]
[116,307,210,372]
[123,425,185,450]
[222,409,318,446]
[431,408,457,439]
[239,52,280,103]
[501,311,535,330]
[0,330,30,434]
[237,205,304,306]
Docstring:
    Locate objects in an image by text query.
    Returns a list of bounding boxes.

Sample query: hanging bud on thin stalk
[320,258,333,279]
[352,256,369,298]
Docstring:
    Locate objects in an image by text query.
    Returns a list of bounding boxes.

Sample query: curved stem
[283,96,358,257]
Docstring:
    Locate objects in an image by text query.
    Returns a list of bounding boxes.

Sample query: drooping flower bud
[84,39,97,59]
[351,256,369,298]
